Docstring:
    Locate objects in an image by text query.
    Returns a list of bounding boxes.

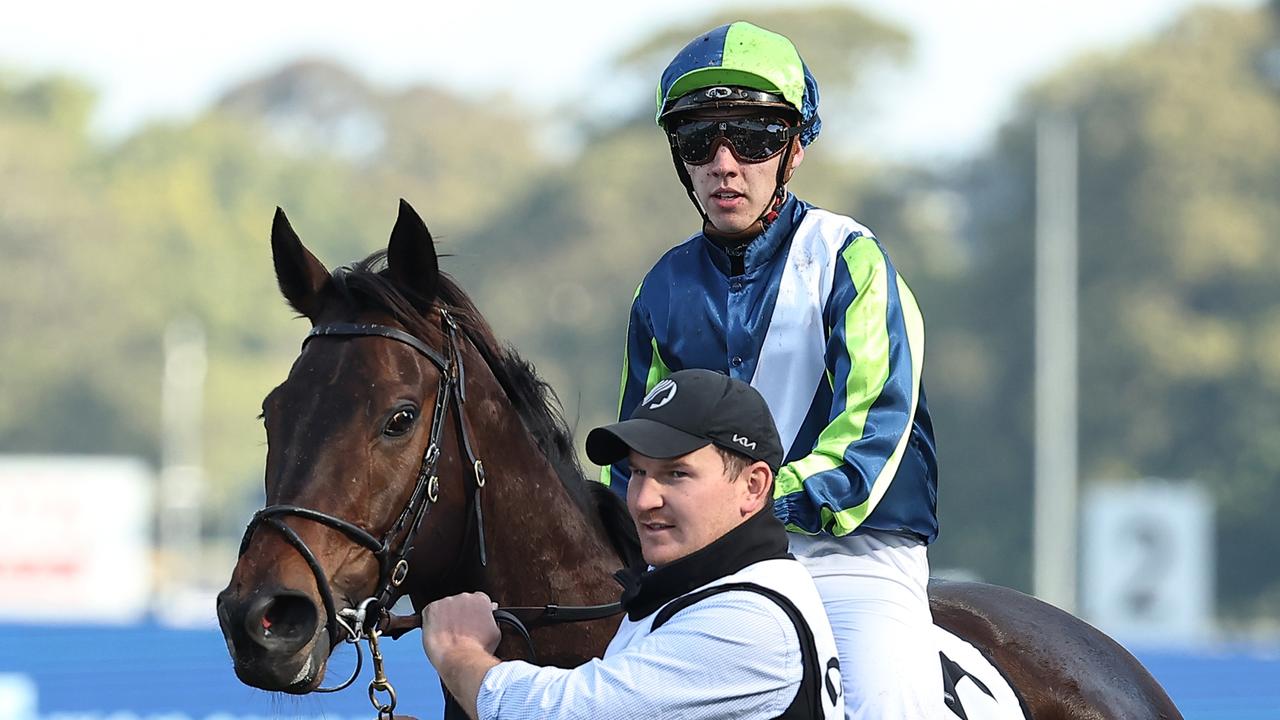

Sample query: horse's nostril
[265,595,316,641]
[245,592,318,652]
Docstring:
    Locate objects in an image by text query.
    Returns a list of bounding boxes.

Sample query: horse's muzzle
[216,586,327,693]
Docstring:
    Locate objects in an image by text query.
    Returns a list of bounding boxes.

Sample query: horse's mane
[328,251,641,567]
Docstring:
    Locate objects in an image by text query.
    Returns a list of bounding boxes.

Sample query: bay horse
[216,200,1181,719]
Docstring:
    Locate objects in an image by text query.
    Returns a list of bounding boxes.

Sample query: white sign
[1082,479,1213,647]
[0,675,36,720]
[0,456,153,623]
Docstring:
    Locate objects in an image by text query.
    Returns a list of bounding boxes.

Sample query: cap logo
[643,379,678,410]
[705,86,734,100]
[732,434,756,450]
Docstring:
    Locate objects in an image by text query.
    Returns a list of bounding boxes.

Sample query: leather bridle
[236,308,489,650]
[234,307,622,714]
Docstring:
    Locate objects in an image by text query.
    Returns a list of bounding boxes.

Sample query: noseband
[236,308,489,651]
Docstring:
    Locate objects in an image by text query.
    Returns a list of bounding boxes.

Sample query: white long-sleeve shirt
[475,558,842,720]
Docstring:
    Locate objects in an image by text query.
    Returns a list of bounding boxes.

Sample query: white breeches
[790,530,948,720]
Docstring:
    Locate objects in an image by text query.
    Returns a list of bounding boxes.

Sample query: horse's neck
[461,365,624,607]
[483,463,622,606]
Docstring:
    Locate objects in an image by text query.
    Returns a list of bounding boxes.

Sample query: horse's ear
[271,207,330,321]
[386,198,440,306]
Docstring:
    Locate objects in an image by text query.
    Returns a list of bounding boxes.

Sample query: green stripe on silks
[773,236,922,536]
[644,336,672,397]
[612,283,645,418]
[824,274,923,535]
[601,283,647,487]
[774,236,890,498]
[599,302,671,488]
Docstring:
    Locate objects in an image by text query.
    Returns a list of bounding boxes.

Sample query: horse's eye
[384,408,418,437]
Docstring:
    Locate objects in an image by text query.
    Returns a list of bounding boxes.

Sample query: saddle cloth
[934,625,1030,720]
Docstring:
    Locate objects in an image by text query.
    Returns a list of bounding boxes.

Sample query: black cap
[586,369,784,470]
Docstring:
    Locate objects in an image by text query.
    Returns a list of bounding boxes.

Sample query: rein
[234,308,622,717]
[381,600,624,662]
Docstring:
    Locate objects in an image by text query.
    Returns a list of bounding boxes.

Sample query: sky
[0,0,1263,162]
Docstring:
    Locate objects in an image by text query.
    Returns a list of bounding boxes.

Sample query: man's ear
[740,462,775,516]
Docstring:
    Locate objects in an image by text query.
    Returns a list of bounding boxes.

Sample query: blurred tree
[215,60,546,232]
[0,75,157,457]
[0,64,553,535]
[929,5,1280,617]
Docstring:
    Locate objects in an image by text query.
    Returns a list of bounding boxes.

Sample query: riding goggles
[667,116,803,165]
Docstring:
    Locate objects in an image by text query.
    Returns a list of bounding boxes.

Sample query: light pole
[1033,113,1079,613]
[160,316,207,606]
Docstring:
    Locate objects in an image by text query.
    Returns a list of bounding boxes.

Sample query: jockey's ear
[782,139,804,184]
[386,198,440,309]
[271,207,330,322]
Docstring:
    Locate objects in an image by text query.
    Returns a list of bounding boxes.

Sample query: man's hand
[421,592,503,720]
[422,591,502,663]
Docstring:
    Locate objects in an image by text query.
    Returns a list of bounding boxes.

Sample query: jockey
[602,21,944,718]
[423,369,843,719]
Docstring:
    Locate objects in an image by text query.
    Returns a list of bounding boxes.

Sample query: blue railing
[0,623,444,719]
[0,622,1276,719]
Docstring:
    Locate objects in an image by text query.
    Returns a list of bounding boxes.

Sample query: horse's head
[216,200,479,692]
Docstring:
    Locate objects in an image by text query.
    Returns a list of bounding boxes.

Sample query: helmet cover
[656,21,821,146]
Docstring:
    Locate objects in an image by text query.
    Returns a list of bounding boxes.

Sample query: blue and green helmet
[656,21,822,147]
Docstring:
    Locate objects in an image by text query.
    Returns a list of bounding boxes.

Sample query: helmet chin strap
[670,143,712,228]
[760,136,800,227]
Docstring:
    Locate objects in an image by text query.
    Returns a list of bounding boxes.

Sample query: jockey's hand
[421,592,501,666]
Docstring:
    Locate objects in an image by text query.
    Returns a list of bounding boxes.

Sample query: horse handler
[422,369,843,720]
